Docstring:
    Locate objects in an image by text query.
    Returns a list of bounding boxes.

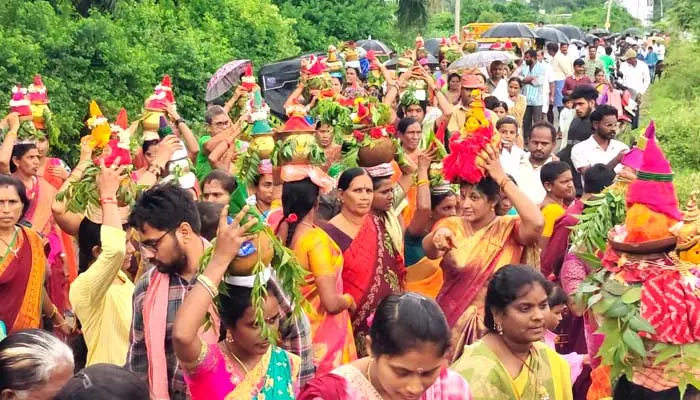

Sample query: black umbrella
[585,34,599,45]
[259,52,324,118]
[535,27,570,44]
[424,38,443,57]
[356,39,393,56]
[549,24,585,41]
[384,53,438,70]
[481,22,537,39]
[590,28,610,37]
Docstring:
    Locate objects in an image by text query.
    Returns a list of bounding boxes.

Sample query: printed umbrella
[481,23,537,39]
[356,39,393,56]
[549,25,586,41]
[535,27,570,44]
[205,60,251,102]
[448,51,517,70]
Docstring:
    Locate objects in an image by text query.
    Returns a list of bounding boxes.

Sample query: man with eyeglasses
[571,104,629,186]
[195,106,240,181]
[125,184,314,399]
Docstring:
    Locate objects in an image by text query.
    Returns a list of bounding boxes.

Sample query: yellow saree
[435,216,528,361]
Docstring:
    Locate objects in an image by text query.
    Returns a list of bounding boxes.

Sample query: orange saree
[435,216,527,361]
[0,227,47,332]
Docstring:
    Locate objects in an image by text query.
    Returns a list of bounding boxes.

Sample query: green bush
[642,41,700,173]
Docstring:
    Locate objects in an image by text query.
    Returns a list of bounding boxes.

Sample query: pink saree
[184,344,299,400]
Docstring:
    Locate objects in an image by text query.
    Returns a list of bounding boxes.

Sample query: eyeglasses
[212,120,231,129]
[140,228,175,254]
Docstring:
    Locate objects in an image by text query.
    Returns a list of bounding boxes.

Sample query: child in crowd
[558,96,575,151]
[497,116,524,180]
[544,284,588,383]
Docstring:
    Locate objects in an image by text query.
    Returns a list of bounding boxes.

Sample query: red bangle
[100,197,117,205]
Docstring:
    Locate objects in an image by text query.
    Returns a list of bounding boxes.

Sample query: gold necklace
[224,341,250,375]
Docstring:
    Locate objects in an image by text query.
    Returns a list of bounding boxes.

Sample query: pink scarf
[143,270,173,400]
[142,240,219,400]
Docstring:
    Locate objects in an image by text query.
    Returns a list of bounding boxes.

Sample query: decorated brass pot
[143,109,165,134]
[250,133,276,159]
[277,132,318,164]
[228,232,275,275]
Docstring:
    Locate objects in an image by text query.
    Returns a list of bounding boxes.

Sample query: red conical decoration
[626,121,682,221]
[241,63,256,91]
[28,75,49,104]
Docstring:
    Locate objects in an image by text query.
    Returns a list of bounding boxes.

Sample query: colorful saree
[294,227,357,375]
[299,364,472,400]
[23,176,70,313]
[0,226,46,332]
[452,340,573,400]
[184,344,300,400]
[435,216,527,361]
[324,214,405,357]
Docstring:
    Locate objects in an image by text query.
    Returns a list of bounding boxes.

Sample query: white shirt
[655,44,665,61]
[518,155,554,205]
[541,60,555,111]
[619,61,650,96]
[571,136,629,181]
[500,145,525,180]
[551,52,572,81]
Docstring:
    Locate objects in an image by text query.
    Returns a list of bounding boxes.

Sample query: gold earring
[495,322,504,335]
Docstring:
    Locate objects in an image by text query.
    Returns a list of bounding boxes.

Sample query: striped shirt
[520,61,545,106]
[126,244,315,399]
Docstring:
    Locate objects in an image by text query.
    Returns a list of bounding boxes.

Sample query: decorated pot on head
[226,181,274,274]
[302,54,331,92]
[247,91,275,159]
[345,98,398,168]
[7,84,42,143]
[415,34,427,59]
[327,45,345,79]
[442,80,501,185]
[230,63,257,122]
[84,101,111,150]
[397,51,414,74]
[366,50,384,89]
[274,102,325,166]
[142,75,175,136]
[157,116,196,191]
[27,75,50,131]
[343,41,360,69]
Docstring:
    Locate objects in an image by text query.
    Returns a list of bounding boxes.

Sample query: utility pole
[455,0,461,37]
[605,0,613,30]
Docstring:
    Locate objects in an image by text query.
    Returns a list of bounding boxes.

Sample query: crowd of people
[0,28,694,400]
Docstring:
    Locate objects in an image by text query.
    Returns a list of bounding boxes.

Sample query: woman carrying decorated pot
[277,164,357,376]
[422,109,543,361]
[173,206,300,400]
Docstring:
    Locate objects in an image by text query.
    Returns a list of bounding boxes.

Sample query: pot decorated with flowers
[273,102,326,166]
[341,98,404,168]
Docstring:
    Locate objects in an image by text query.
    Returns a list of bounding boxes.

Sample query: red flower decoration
[385,125,397,136]
[370,127,383,139]
[353,130,365,141]
[286,213,298,223]
[443,126,494,184]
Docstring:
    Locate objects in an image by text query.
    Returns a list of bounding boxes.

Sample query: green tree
[670,0,700,35]
[566,4,640,32]
[397,0,429,30]
[273,0,396,52]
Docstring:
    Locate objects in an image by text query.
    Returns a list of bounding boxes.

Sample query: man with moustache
[125,184,313,399]
[518,121,558,204]
[571,104,629,182]
[558,84,598,196]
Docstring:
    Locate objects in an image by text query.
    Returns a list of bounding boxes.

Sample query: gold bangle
[416,178,429,187]
[46,305,58,320]
[343,294,355,309]
[498,177,511,191]
[196,274,218,298]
